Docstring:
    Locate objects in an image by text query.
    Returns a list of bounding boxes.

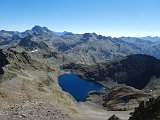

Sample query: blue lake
[58,73,104,102]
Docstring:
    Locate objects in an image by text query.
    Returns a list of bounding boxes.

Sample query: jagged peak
[31,25,51,34]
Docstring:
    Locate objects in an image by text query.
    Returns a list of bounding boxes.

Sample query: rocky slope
[0,46,82,120]
[63,54,160,90]
[0,41,131,120]
[52,33,141,64]
[121,37,160,59]
[1,26,160,119]
[88,85,152,111]
[101,85,152,110]
[0,41,133,120]
[1,25,160,65]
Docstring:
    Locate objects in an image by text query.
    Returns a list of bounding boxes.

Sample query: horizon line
[0,25,160,38]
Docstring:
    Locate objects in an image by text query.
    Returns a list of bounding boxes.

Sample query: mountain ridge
[1,25,160,38]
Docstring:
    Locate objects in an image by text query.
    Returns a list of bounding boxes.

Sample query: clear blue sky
[0,0,160,37]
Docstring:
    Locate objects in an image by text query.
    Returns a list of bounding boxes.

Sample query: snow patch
[31,49,38,53]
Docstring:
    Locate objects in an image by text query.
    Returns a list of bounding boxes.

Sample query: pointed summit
[31,25,51,34]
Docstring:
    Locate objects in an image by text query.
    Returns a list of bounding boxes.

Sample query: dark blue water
[58,73,104,102]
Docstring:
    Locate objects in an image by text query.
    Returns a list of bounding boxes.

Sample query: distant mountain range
[1,25,160,65]
[1,25,160,119]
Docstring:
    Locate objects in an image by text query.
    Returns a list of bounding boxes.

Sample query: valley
[0,26,160,120]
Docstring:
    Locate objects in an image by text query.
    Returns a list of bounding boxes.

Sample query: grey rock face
[129,97,160,120]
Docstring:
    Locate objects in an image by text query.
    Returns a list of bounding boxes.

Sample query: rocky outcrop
[0,49,9,74]
[108,115,121,120]
[63,54,160,89]
[129,97,160,120]
[37,41,49,50]
[102,85,152,111]
[43,52,58,59]
[4,48,49,71]
[21,51,32,64]
[19,35,38,50]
